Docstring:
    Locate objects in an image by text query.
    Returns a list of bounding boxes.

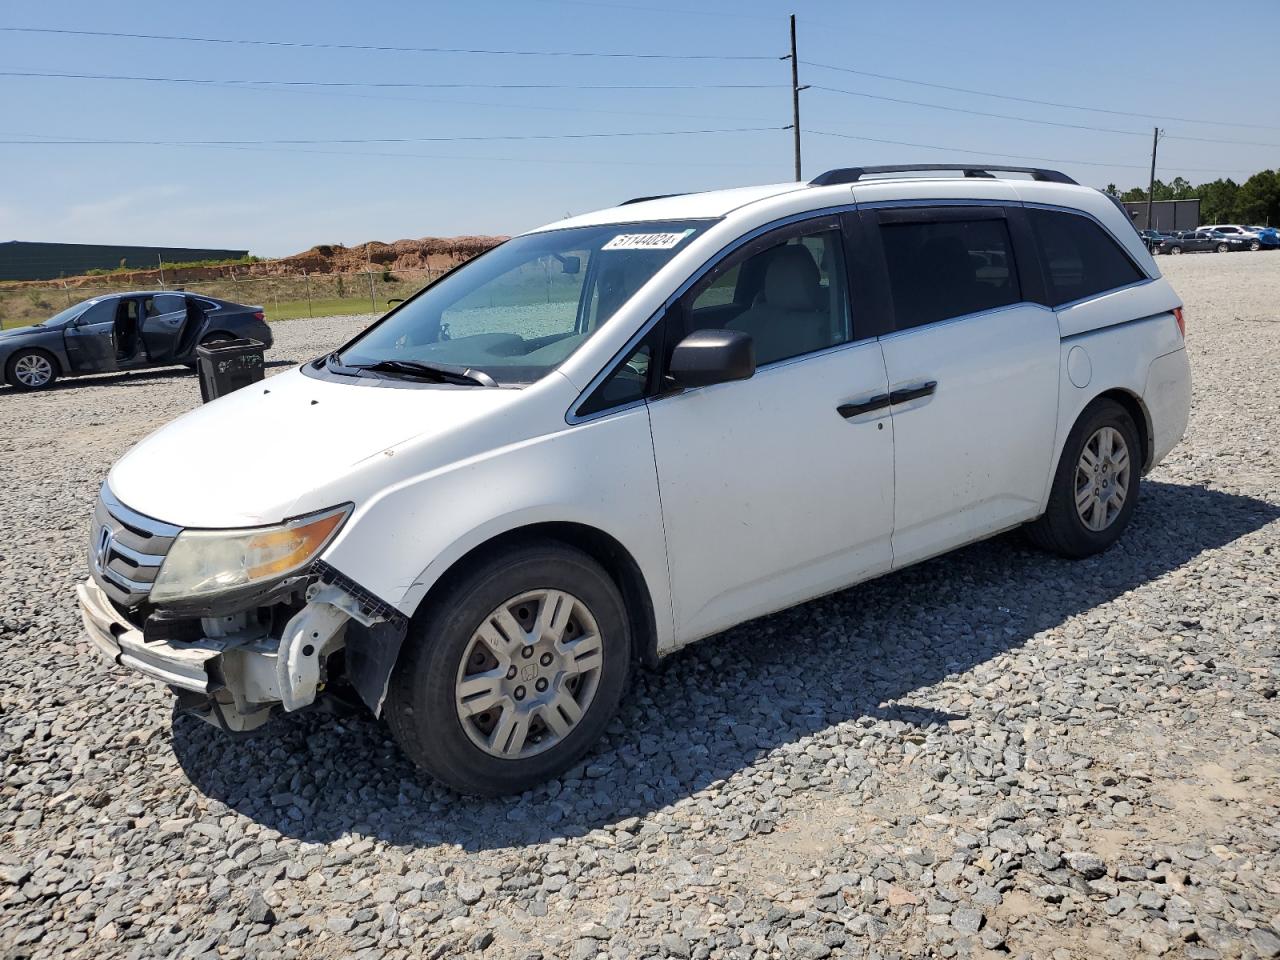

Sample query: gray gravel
[2,252,1279,960]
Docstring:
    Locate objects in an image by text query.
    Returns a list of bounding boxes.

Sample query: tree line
[1105,167,1279,226]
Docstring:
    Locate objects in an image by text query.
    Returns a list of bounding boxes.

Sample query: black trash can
[196,338,266,403]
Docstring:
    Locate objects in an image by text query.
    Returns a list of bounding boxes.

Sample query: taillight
[1173,307,1185,337]
[253,311,265,321]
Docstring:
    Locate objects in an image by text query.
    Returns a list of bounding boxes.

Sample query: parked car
[1138,229,1174,252]
[1,292,272,391]
[1244,225,1280,249]
[1155,230,1247,255]
[78,164,1190,795]
[1201,224,1266,251]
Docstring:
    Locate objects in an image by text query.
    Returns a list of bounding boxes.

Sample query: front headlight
[150,504,351,603]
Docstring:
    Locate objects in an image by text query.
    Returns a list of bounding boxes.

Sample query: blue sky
[2,0,1276,256]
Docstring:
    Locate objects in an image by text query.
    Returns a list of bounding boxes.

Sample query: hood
[108,364,527,528]
[0,324,39,339]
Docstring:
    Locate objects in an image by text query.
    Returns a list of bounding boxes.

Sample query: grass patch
[84,255,260,276]
[0,271,444,329]
[267,297,387,321]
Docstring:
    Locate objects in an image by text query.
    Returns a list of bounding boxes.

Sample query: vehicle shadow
[170,479,1278,852]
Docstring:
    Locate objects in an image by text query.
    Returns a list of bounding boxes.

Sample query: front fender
[0,330,71,375]
[319,404,674,653]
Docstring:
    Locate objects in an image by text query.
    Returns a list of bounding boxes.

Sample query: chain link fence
[0,267,448,329]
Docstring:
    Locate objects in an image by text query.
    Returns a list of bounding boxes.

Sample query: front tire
[386,541,631,796]
[1169,246,1183,255]
[1027,398,1141,559]
[1249,240,1260,251]
[1216,243,1229,253]
[5,349,59,390]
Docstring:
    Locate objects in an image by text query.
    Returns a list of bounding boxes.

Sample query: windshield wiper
[348,358,498,387]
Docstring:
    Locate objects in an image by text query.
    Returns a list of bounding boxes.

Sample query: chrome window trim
[876,300,1048,344]
[1051,277,1155,312]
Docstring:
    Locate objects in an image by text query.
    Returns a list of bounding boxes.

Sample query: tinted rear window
[880,218,1020,330]
[1028,208,1144,306]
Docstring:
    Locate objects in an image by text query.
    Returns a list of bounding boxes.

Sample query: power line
[0,69,784,91]
[0,61,781,123]
[806,128,1255,176]
[802,60,1280,132]
[811,84,1147,137]
[12,139,780,170]
[0,125,786,146]
[0,25,776,60]
[810,85,1280,148]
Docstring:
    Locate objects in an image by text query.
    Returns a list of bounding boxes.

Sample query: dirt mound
[265,235,506,276]
[14,235,508,289]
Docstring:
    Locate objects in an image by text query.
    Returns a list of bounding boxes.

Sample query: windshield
[37,301,92,327]
[338,220,709,385]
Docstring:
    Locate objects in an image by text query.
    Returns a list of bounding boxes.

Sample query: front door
[866,204,1061,567]
[646,216,895,643]
[61,297,119,373]
[139,293,190,363]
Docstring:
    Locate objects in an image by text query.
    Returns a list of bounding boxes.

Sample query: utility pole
[788,14,804,182]
[1146,126,1163,232]
[157,254,166,290]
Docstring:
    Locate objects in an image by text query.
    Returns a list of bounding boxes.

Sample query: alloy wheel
[13,354,53,388]
[1075,426,1131,532]
[454,589,603,759]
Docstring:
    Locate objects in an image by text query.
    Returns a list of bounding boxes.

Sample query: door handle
[889,380,937,405]
[837,393,891,418]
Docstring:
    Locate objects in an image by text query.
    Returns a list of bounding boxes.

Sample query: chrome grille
[89,486,181,608]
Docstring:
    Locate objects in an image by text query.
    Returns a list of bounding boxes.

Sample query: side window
[576,326,660,417]
[1027,208,1144,307]
[687,227,851,366]
[152,293,185,314]
[76,299,117,325]
[879,217,1020,330]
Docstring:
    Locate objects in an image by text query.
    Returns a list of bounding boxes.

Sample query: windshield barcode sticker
[602,229,694,251]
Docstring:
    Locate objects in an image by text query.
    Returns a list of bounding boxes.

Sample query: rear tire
[5,349,59,390]
[1216,243,1229,253]
[1026,398,1141,559]
[1249,240,1260,251]
[1169,246,1183,255]
[386,541,631,796]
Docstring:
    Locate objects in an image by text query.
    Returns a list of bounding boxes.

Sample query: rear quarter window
[1028,208,1144,307]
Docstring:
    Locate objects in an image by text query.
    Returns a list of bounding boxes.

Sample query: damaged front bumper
[76,570,408,733]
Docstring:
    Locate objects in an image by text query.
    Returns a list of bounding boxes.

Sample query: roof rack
[809,164,1077,186]
[618,193,687,205]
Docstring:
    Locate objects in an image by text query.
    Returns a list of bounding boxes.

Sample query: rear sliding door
[865,204,1061,567]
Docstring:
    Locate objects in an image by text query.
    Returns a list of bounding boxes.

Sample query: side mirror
[668,328,755,388]
[386,298,405,305]
[554,254,581,275]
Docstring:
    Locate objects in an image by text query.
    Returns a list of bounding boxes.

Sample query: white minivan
[78,164,1191,795]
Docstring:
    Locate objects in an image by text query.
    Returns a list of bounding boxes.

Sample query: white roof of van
[532,182,810,232]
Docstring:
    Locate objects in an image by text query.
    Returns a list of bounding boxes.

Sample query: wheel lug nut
[514,686,526,701]
[539,652,553,666]
[536,678,548,692]
[521,646,534,659]
[506,666,517,680]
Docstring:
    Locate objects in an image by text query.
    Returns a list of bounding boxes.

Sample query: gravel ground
[2,253,1278,960]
